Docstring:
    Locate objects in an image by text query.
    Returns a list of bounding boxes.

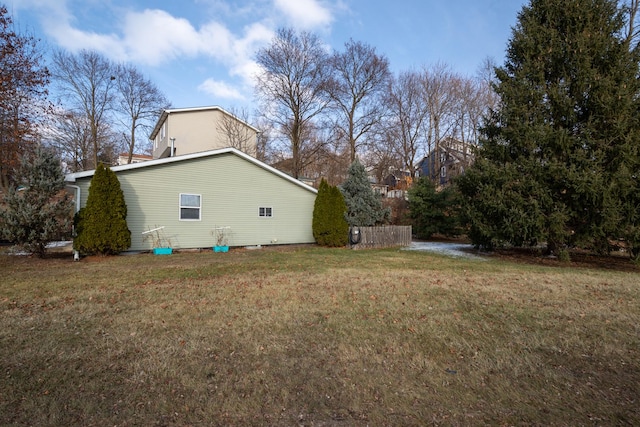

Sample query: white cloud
[198,22,273,102]
[49,25,127,58]
[11,0,340,105]
[122,9,203,65]
[11,0,128,58]
[9,0,111,55]
[227,23,274,81]
[198,78,245,100]
[273,0,333,29]
[199,21,236,60]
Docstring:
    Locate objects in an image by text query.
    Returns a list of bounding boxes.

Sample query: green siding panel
[73,152,316,251]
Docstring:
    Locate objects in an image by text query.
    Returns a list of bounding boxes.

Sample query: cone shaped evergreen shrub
[340,159,390,227]
[313,178,349,247]
[74,164,131,255]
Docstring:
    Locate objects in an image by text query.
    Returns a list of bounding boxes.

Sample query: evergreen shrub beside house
[312,178,349,247]
[74,164,131,255]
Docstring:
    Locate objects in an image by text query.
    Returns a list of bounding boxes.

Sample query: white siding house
[65,148,317,251]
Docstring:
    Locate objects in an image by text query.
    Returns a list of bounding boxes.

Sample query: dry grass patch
[1,247,639,426]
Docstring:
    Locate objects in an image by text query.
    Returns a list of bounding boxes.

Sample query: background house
[150,106,259,159]
[65,148,317,252]
[382,170,412,191]
[416,138,474,186]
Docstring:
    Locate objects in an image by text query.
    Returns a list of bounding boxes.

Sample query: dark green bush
[74,164,131,255]
[313,179,349,247]
[408,177,462,239]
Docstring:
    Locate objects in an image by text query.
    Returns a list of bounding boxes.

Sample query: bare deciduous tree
[297,123,349,185]
[251,32,500,187]
[115,64,170,163]
[255,28,330,179]
[328,39,391,162]
[252,115,273,163]
[450,77,484,164]
[49,108,121,172]
[384,70,429,178]
[364,136,402,186]
[48,110,92,172]
[216,107,257,156]
[624,0,640,46]
[52,49,117,169]
[0,6,51,192]
[445,58,500,168]
[422,63,459,181]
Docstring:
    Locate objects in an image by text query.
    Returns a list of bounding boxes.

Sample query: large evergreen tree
[457,0,640,258]
[74,163,131,255]
[340,159,390,227]
[0,147,73,257]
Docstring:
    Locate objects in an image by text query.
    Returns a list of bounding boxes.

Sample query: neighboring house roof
[66,147,317,194]
[149,106,260,141]
[117,153,153,165]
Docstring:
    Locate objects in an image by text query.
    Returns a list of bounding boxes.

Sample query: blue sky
[8,0,527,111]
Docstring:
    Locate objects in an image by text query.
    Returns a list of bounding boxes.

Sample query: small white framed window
[180,193,201,221]
[259,207,273,218]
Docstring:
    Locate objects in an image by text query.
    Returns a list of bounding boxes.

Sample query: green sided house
[65,148,318,252]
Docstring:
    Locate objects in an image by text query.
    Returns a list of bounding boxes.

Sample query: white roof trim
[64,148,318,194]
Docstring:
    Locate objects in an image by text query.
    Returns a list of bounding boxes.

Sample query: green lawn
[1,246,639,426]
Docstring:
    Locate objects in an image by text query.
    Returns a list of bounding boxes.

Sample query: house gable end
[66,148,317,251]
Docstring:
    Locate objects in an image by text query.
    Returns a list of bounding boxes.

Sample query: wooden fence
[349,225,412,250]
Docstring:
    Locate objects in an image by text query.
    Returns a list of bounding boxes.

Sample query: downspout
[170,138,175,157]
[66,184,81,261]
